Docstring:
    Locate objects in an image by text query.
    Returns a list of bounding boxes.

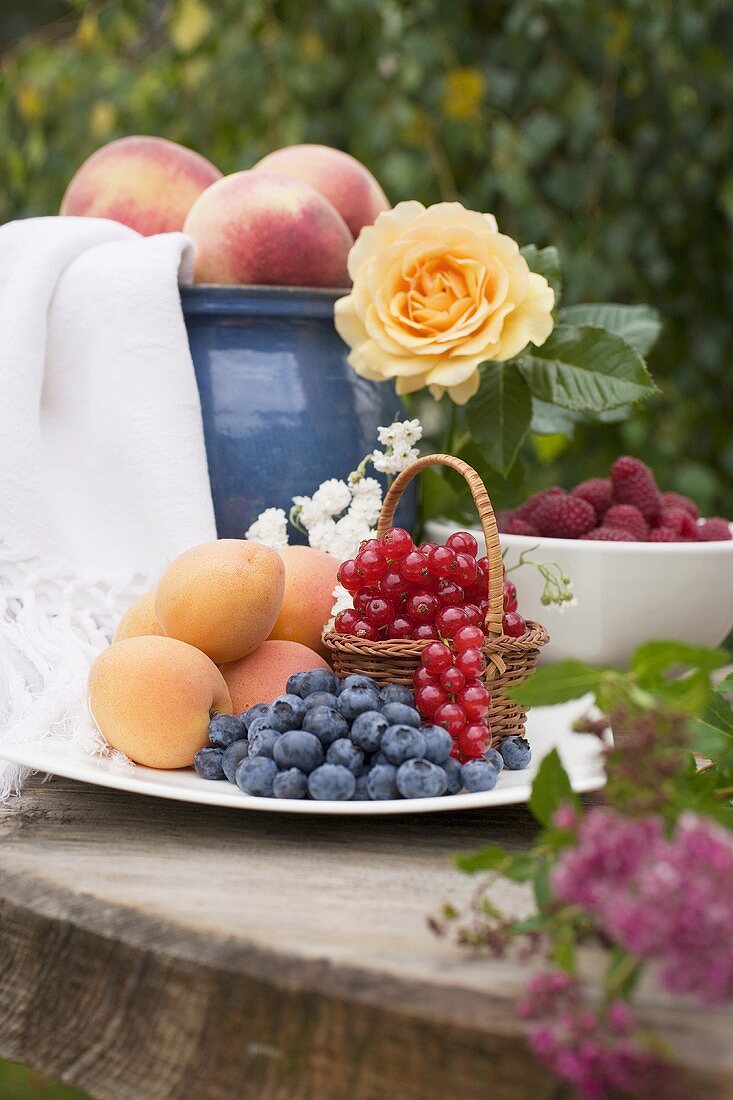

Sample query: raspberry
[648,527,678,543]
[533,492,596,539]
[604,504,647,541]
[611,456,661,523]
[495,510,515,533]
[699,518,732,541]
[515,487,564,522]
[657,506,699,541]
[661,492,699,521]
[580,526,635,541]
[506,517,539,536]
[572,478,613,522]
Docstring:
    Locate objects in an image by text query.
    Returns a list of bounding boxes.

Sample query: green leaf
[661,668,713,715]
[691,692,733,764]
[558,303,662,356]
[605,948,644,999]
[509,660,603,707]
[419,467,463,522]
[520,244,562,303]
[530,397,577,437]
[715,673,733,695]
[533,857,553,914]
[518,324,659,412]
[502,852,537,882]
[631,640,730,687]
[551,922,577,972]
[467,363,532,476]
[456,440,528,512]
[528,748,580,827]
[455,843,508,875]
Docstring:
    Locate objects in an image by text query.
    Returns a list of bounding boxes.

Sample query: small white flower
[307,517,338,553]
[311,478,352,517]
[245,507,289,549]
[326,581,353,631]
[371,449,402,475]
[401,418,423,445]
[292,495,328,531]
[349,477,383,525]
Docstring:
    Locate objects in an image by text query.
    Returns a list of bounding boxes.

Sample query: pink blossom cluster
[552,808,733,1005]
[517,971,666,1100]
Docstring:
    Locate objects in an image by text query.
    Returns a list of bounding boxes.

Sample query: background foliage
[1,0,732,516]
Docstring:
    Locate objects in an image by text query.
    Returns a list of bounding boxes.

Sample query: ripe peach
[269,545,339,656]
[155,539,285,664]
[60,135,221,235]
[253,144,390,238]
[113,590,165,642]
[183,170,352,287]
[88,636,232,769]
[221,640,330,713]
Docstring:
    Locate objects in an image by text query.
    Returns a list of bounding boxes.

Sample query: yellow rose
[334,201,555,405]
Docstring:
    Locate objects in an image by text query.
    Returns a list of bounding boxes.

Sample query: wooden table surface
[0,776,730,1100]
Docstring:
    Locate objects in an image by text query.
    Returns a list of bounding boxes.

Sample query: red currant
[380,527,414,560]
[365,597,395,627]
[334,608,359,634]
[459,683,490,719]
[352,619,378,641]
[338,559,361,594]
[407,591,438,623]
[453,552,478,588]
[464,604,483,627]
[435,605,469,638]
[434,701,468,737]
[440,666,466,695]
[473,556,489,596]
[412,623,439,641]
[420,641,453,673]
[459,724,489,759]
[400,550,431,584]
[453,624,485,652]
[436,580,464,607]
[413,665,438,689]
[415,683,449,718]
[353,586,381,614]
[455,647,487,678]
[503,611,527,637]
[503,579,518,613]
[380,570,407,600]
[450,741,461,760]
[427,545,457,578]
[446,531,479,557]
[355,547,387,583]
[359,538,382,554]
[419,541,439,557]
[386,617,411,639]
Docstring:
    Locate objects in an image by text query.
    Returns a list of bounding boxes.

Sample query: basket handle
[376,453,505,640]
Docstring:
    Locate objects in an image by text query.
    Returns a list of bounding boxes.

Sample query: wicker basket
[323,453,549,742]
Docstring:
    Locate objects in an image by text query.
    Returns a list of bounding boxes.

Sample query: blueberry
[443,756,462,795]
[299,668,339,697]
[302,705,350,746]
[194,746,225,780]
[273,729,324,774]
[380,684,415,707]
[273,767,308,800]
[247,714,273,741]
[248,727,281,759]
[222,740,251,782]
[372,750,390,766]
[267,693,306,732]
[484,746,504,773]
[235,756,277,797]
[381,724,426,765]
[286,671,307,696]
[242,702,270,732]
[381,701,421,727]
[326,738,364,775]
[308,764,356,801]
[396,759,448,799]
[350,710,388,754]
[461,759,500,792]
[366,763,399,800]
[499,736,532,770]
[209,712,246,749]
[421,724,453,765]
[303,691,339,712]
[338,674,378,695]
[352,774,371,800]
[337,685,381,721]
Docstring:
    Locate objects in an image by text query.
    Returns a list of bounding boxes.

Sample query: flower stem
[445,402,458,456]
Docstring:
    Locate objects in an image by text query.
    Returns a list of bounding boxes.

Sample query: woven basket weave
[323,453,549,742]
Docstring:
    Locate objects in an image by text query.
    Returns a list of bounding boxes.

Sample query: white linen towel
[0,216,217,797]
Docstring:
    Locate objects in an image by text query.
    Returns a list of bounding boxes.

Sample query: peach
[221,639,330,713]
[155,539,285,664]
[88,636,232,769]
[183,170,352,287]
[253,144,390,238]
[269,545,339,656]
[113,590,165,642]
[60,135,221,235]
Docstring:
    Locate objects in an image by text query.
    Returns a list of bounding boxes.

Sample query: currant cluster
[334,527,527,642]
[414,629,492,760]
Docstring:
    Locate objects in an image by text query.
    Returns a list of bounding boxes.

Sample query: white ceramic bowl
[426,519,733,666]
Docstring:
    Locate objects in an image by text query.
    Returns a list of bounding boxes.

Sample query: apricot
[155,539,285,664]
[60,135,221,235]
[113,590,165,642]
[183,170,353,287]
[88,636,231,769]
[221,640,330,713]
[254,144,390,238]
[269,545,339,657]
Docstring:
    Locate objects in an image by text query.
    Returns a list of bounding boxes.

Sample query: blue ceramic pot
[181,286,414,540]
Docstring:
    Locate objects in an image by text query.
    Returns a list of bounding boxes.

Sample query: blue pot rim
[180,284,350,319]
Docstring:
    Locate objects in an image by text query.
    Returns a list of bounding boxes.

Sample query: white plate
[0,700,604,816]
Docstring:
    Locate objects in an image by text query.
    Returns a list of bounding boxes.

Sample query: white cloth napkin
[0,216,217,797]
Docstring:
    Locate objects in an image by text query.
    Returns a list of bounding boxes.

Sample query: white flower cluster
[372,418,423,475]
[243,507,289,549]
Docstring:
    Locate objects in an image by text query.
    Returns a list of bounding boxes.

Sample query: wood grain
[0,776,730,1100]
